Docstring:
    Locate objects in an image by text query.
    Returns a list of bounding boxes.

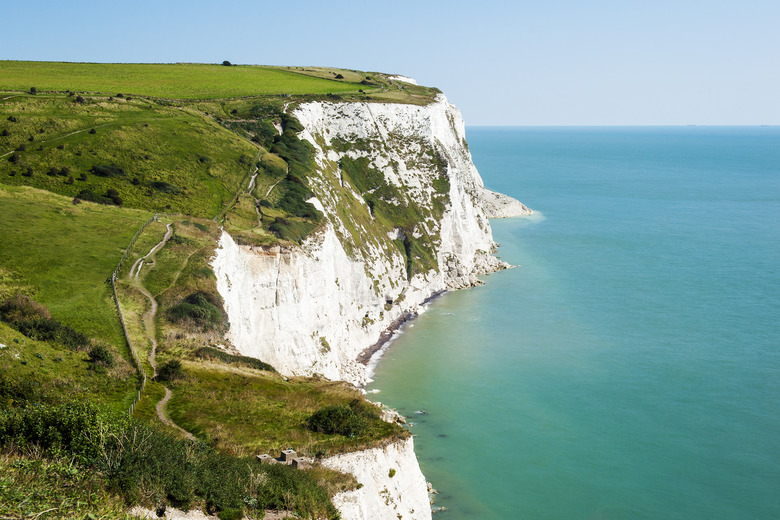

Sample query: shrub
[76,189,118,206]
[156,360,185,382]
[307,401,371,437]
[22,167,33,177]
[222,60,232,66]
[335,73,344,79]
[268,217,318,243]
[194,347,275,372]
[87,345,114,368]
[167,292,223,329]
[89,128,96,134]
[1,129,9,137]
[90,164,125,177]
[29,87,37,95]
[17,143,26,151]
[105,188,123,205]
[7,116,18,122]
[8,152,20,164]
[74,95,85,104]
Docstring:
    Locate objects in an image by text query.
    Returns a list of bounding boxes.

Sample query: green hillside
[0,61,414,519]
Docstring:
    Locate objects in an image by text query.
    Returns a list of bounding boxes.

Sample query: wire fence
[110,213,156,416]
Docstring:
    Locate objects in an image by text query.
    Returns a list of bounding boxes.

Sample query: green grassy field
[0,94,257,218]
[0,61,367,99]
[0,185,150,348]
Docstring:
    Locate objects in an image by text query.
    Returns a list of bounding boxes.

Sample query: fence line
[110,213,157,416]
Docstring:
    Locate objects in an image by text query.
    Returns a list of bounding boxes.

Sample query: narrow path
[128,223,195,441]
[247,166,259,193]
[157,387,197,441]
[265,176,283,198]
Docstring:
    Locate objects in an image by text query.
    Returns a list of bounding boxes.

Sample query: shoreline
[357,290,447,386]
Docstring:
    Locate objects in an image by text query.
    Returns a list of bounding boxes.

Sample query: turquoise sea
[367,127,780,519]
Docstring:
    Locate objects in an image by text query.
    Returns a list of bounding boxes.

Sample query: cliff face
[211,94,528,520]
[213,94,527,385]
[322,436,431,520]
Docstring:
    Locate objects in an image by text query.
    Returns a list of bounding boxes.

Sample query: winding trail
[156,388,196,441]
[130,223,196,441]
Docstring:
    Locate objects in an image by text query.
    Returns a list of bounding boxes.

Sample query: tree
[222,60,232,66]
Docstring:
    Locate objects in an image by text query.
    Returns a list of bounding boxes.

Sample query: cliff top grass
[0,61,441,104]
[0,61,363,99]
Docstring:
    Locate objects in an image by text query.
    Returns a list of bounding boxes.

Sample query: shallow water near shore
[367,127,780,519]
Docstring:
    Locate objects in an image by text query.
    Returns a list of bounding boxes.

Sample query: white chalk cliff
[322,436,431,520]
[211,94,528,520]
[213,94,528,386]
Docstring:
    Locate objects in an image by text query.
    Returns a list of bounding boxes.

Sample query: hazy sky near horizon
[2,0,778,125]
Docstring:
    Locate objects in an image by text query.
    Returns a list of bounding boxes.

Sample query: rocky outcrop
[480,187,532,218]
[322,437,431,520]
[213,94,526,385]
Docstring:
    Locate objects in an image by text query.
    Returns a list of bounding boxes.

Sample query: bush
[156,360,185,382]
[167,292,223,329]
[307,401,371,437]
[222,60,232,66]
[29,87,37,95]
[8,151,20,164]
[87,345,114,367]
[1,129,9,137]
[335,73,344,79]
[76,188,121,206]
[105,188,123,205]
[90,164,125,177]
[268,216,318,244]
[74,95,86,104]
[194,347,275,372]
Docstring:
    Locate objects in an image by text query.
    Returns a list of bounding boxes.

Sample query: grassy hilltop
[0,61,425,519]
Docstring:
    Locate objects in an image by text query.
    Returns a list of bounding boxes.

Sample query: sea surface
[367,127,780,519]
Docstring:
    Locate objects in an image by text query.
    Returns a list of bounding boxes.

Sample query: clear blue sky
[2,0,778,125]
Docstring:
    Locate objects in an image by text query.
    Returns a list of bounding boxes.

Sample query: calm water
[368,127,780,519]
